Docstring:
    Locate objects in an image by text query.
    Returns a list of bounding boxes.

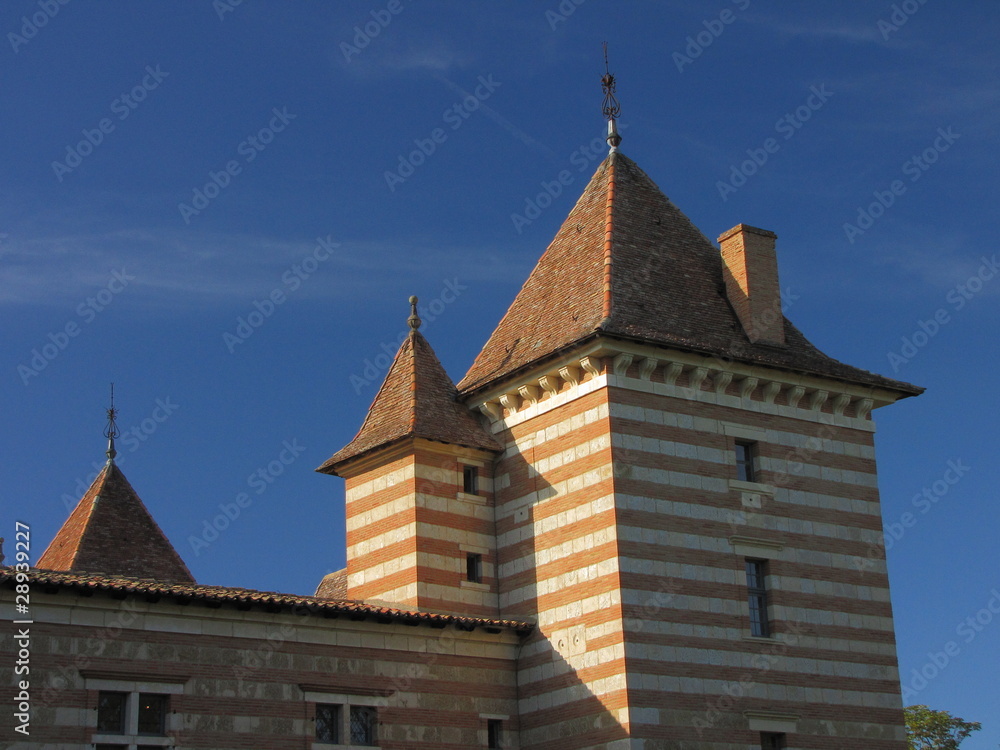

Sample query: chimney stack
[718,224,785,346]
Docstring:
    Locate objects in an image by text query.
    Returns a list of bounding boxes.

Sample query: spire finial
[104,383,120,464]
[601,42,622,152]
[407,296,421,331]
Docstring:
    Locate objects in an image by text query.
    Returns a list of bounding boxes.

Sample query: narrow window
[467,553,483,583]
[350,705,378,745]
[735,440,757,482]
[487,718,504,748]
[315,703,341,743]
[136,693,167,735]
[463,465,479,494]
[746,559,770,637]
[97,691,127,733]
[761,731,786,749]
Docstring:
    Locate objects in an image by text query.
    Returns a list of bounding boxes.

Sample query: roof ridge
[601,151,616,324]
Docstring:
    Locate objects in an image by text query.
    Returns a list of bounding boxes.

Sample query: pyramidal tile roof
[458,151,922,397]
[37,462,195,582]
[318,329,501,474]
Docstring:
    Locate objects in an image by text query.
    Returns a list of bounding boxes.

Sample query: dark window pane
[97,691,127,733]
[316,703,340,742]
[463,465,479,494]
[96,746,128,750]
[488,718,503,748]
[761,732,786,749]
[467,553,483,583]
[735,441,756,482]
[137,693,167,735]
[746,560,770,637]
[350,705,377,745]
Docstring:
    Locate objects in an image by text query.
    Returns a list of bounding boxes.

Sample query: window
[316,703,341,743]
[745,559,770,638]
[314,702,377,747]
[94,690,169,749]
[463,465,479,494]
[466,553,483,583]
[761,731,786,749]
[735,440,757,482]
[349,705,378,746]
[487,718,504,748]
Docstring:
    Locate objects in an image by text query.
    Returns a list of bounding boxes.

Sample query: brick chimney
[718,224,785,346]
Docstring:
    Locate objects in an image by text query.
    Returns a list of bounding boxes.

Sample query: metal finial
[407,296,421,331]
[602,43,623,151]
[104,383,120,463]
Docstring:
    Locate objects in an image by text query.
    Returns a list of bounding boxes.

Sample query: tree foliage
[905,705,982,750]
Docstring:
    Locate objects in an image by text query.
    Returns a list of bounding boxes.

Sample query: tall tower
[320,68,921,749]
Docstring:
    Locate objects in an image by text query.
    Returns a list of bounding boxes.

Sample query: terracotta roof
[318,330,501,475]
[2,568,532,634]
[36,462,195,583]
[315,568,347,599]
[457,151,922,398]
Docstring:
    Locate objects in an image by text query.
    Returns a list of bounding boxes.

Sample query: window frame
[466,552,483,583]
[487,718,504,749]
[745,558,771,638]
[306,691,381,749]
[462,464,480,495]
[92,688,172,749]
[735,440,758,483]
[761,731,787,749]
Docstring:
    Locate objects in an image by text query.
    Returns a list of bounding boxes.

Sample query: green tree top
[905,705,982,750]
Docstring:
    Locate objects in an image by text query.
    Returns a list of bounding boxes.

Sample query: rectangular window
[761,731,786,749]
[349,705,378,745]
[136,694,167,735]
[97,692,128,733]
[466,553,483,583]
[746,559,770,638]
[487,718,503,748]
[315,703,341,743]
[735,440,757,482]
[95,690,168,748]
[463,465,479,494]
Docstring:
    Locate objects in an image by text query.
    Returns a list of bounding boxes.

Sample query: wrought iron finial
[407,296,421,331]
[104,383,121,464]
[601,42,622,151]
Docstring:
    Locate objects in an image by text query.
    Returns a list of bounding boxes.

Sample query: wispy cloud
[0,226,519,308]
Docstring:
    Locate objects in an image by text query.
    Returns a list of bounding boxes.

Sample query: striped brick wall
[473,344,908,749]
[344,440,499,617]
[0,591,521,749]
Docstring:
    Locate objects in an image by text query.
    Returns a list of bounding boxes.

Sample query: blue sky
[2,1,997,742]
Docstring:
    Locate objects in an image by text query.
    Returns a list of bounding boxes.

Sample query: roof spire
[104,383,120,464]
[407,295,421,332]
[601,42,622,152]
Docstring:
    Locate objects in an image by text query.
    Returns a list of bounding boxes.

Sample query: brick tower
[320,125,922,747]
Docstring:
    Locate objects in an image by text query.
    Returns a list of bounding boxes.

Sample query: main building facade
[2,123,921,749]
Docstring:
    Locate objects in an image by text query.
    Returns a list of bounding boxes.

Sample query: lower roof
[3,568,533,635]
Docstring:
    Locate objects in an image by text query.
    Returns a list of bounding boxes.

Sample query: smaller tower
[317,298,502,617]
[37,389,194,582]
